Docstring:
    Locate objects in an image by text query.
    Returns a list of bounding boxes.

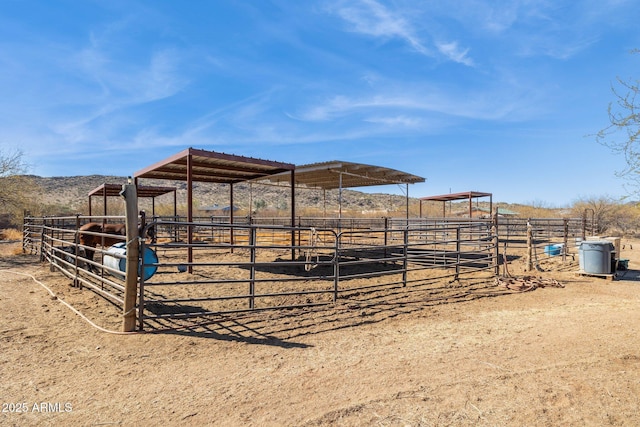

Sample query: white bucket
[103,243,158,280]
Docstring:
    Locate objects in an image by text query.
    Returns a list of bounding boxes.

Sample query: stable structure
[419,191,493,218]
[199,204,240,214]
[473,207,518,217]
[262,160,425,218]
[133,147,296,265]
[88,183,177,216]
[134,147,295,220]
[29,149,593,332]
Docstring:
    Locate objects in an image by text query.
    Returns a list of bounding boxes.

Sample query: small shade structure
[419,191,493,218]
[88,183,177,217]
[475,206,518,217]
[199,204,240,214]
[262,160,425,218]
[133,147,296,267]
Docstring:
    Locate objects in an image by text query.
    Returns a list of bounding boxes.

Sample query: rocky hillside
[25,175,422,217]
[10,175,580,225]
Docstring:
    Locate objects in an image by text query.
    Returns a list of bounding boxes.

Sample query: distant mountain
[25,175,422,216]
[15,175,577,222]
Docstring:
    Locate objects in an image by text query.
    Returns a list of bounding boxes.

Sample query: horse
[78,222,156,266]
[53,245,89,270]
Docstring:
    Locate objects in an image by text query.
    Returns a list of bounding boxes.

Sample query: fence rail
[24,215,502,330]
[23,213,595,330]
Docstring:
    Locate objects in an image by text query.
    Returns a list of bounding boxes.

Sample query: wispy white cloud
[124,76,539,154]
[0,10,199,176]
[289,86,524,124]
[327,0,637,66]
[124,86,447,151]
[435,41,474,66]
[328,0,475,66]
[362,115,425,127]
[43,46,189,151]
[73,37,189,105]
[330,0,431,55]
[449,0,635,60]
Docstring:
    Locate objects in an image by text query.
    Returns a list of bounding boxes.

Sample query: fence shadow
[141,275,525,345]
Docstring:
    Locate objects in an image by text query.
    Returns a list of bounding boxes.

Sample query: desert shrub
[0,228,22,240]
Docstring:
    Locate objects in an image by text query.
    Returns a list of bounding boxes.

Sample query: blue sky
[2,0,639,206]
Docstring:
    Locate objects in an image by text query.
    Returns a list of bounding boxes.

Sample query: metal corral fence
[23,215,499,330]
[404,216,590,252]
[25,215,592,255]
[25,215,132,306]
[294,216,589,248]
[494,217,589,251]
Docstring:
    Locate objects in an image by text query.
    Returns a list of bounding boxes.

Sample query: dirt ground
[1,238,639,426]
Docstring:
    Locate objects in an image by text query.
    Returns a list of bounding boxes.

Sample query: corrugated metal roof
[475,206,519,215]
[88,183,176,199]
[199,205,239,212]
[263,160,425,190]
[419,191,493,218]
[419,191,492,202]
[133,147,295,184]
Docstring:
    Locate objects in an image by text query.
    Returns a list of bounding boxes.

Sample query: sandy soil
[1,238,639,426]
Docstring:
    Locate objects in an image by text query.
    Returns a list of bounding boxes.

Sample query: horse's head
[138,223,156,243]
[137,211,156,243]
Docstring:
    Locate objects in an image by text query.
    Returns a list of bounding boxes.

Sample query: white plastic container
[103,243,158,280]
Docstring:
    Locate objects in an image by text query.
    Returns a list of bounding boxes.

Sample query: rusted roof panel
[420,191,492,202]
[89,183,176,199]
[133,147,295,184]
[263,160,425,190]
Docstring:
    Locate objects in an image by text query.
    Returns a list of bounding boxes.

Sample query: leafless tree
[596,49,640,196]
[571,196,619,234]
[0,149,35,226]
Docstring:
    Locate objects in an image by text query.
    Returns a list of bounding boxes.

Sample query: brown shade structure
[133,147,296,267]
[263,160,425,218]
[419,191,492,218]
[88,183,177,217]
[134,147,295,183]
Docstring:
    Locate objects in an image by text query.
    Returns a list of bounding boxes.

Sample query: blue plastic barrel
[579,241,614,274]
[544,244,563,256]
[103,242,158,280]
